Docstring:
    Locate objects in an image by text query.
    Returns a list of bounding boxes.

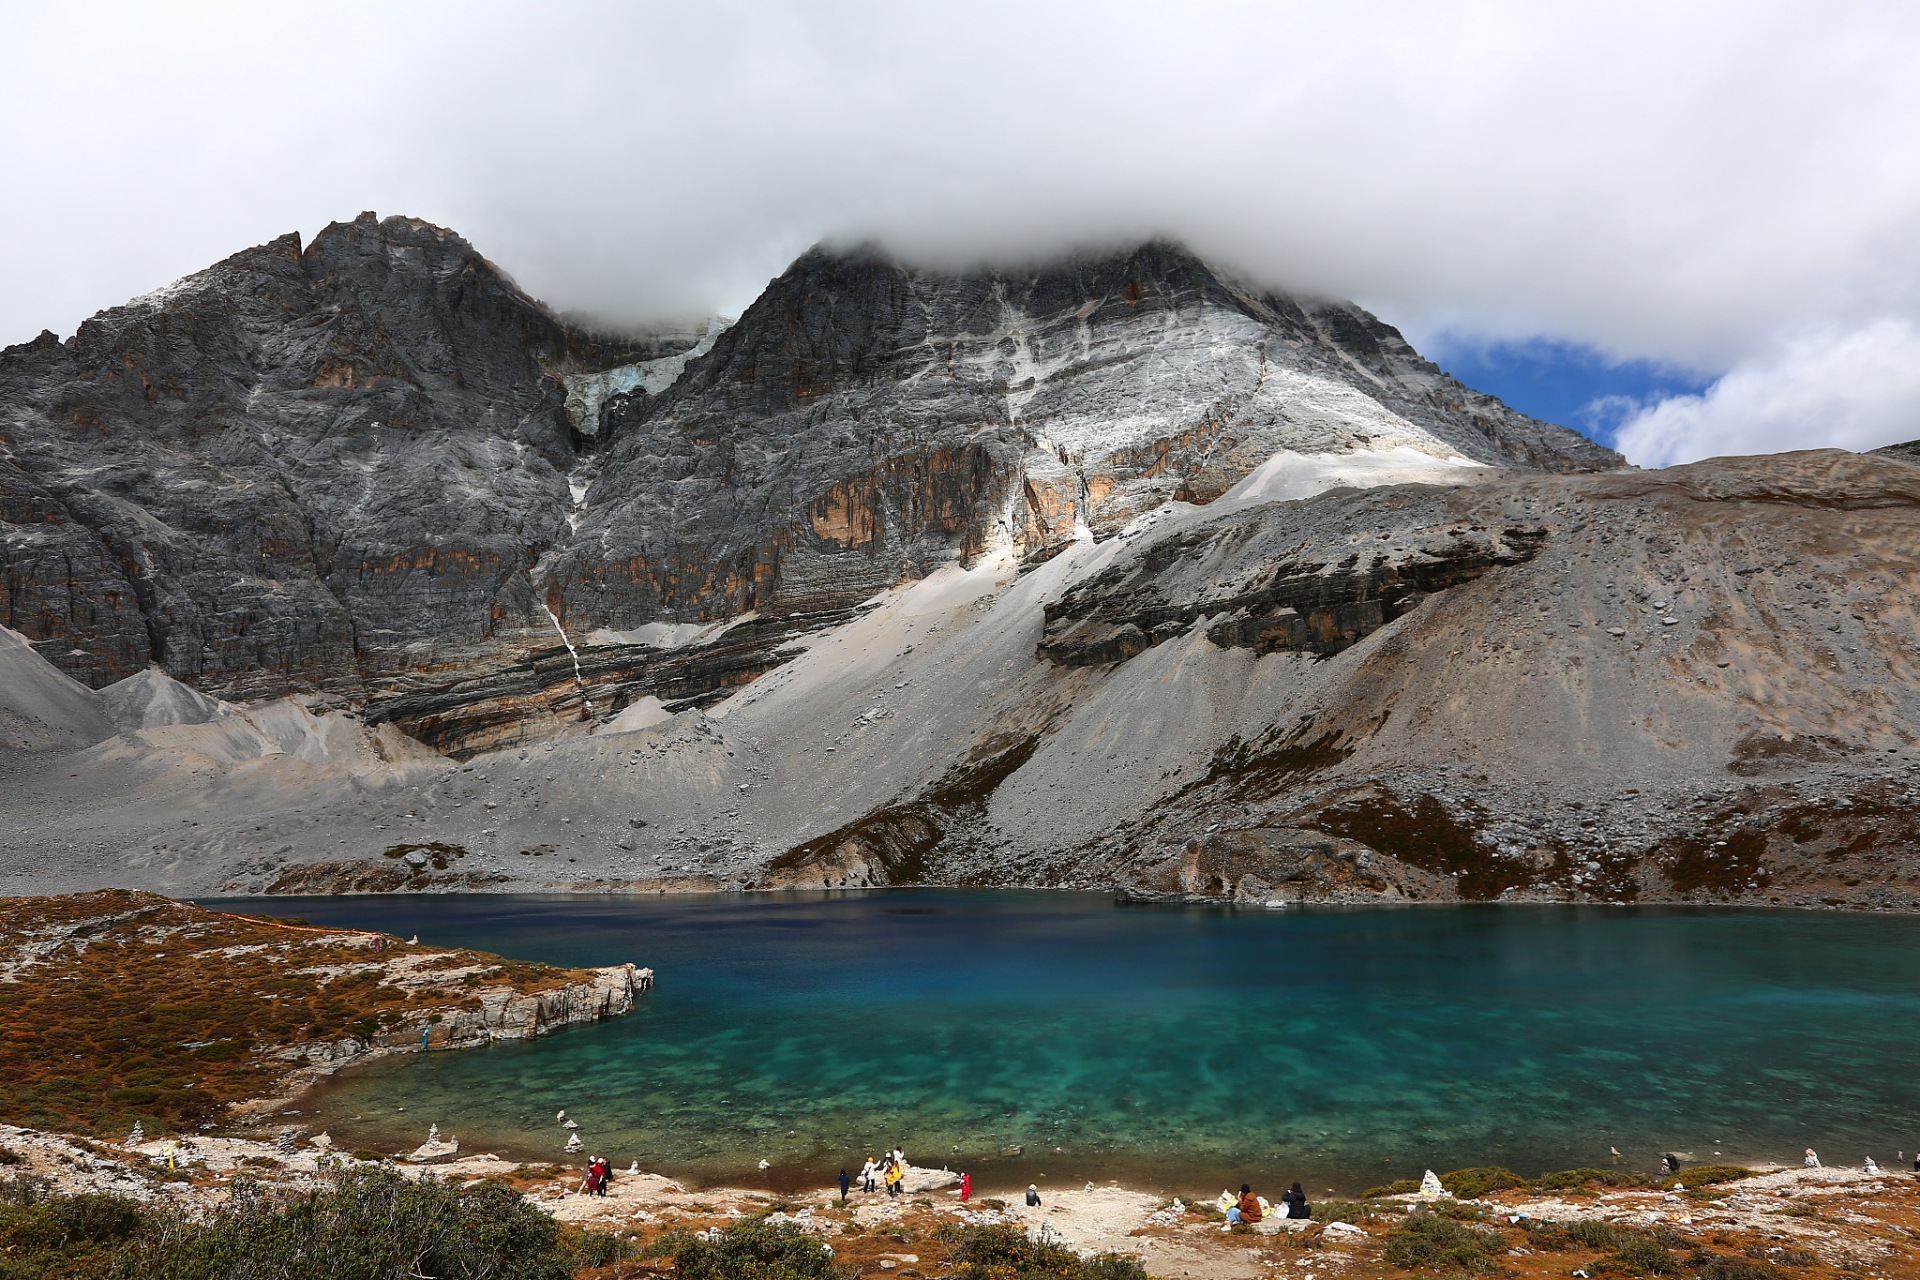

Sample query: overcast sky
[4,1,1917,465]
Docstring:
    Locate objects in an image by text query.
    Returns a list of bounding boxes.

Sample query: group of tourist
[575,1155,614,1196]
[1224,1181,1309,1228]
[835,1148,987,1205]
[841,1148,913,1200]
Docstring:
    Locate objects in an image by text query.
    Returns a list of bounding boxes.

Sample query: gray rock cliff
[0,213,681,699]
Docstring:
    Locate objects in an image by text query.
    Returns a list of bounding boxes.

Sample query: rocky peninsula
[0,889,647,1141]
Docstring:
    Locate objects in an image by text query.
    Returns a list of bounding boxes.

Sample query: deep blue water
[221,893,1920,1195]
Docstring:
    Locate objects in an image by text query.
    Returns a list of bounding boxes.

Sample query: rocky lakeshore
[0,889,647,1141]
[0,1117,1913,1280]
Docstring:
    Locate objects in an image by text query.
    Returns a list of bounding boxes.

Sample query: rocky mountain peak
[551,237,1619,639]
[4,217,1617,746]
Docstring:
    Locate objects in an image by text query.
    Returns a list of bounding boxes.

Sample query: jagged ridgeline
[0,215,1612,751]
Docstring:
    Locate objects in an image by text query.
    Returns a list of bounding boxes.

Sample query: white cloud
[1615,320,1920,466]
[3,0,1920,470]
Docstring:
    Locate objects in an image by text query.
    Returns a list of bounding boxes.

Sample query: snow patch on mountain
[561,317,730,435]
[1217,445,1484,509]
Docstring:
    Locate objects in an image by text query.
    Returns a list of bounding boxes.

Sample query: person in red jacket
[961,1172,972,1202]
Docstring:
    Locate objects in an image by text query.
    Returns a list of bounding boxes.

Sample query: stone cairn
[127,1121,144,1147]
[277,1128,298,1157]
[564,1133,583,1154]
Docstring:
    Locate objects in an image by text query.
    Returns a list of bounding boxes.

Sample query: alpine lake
[220,892,1920,1196]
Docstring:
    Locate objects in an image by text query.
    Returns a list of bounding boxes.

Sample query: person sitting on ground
[1282,1181,1309,1219]
[1237,1183,1263,1224]
[1026,1184,1042,1207]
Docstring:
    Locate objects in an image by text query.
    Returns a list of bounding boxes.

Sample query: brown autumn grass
[0,888,593,1138]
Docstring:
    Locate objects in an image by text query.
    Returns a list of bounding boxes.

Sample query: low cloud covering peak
[5,1,1918,464]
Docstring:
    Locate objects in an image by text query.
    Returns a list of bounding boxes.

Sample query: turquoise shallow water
[224,893,1920,1195]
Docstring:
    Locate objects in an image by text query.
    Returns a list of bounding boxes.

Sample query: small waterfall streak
[542,604,593,717]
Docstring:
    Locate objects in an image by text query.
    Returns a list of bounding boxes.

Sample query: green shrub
[562,1226,638,1269]
[112,1167,577,1280]
[1381,1211,1507,1274]
[665,1216,853,1280]
[1671,1164,1751,1189]
[941,1222,1149,1280]
[1315,1198,1385,1223]
[1603,1234,1682,1275]
[0,1190,148,1279]
[1535,1167,1652,1192]
[1565,1219,1629,1250]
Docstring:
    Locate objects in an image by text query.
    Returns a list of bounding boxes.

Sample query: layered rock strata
[547,241,1618,638]
[0,212,682,698]
[2,220,1614,753]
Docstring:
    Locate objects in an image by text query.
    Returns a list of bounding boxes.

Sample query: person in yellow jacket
[885,1159,904,1198]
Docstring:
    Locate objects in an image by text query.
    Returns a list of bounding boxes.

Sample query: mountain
[0,212,688,700]
[1,221,1615,755]
[5,216,1915,914]
[544,241,1616,638]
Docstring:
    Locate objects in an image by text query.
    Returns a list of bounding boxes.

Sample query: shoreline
[3,1118,1914,1279]
[201,882,1920,918]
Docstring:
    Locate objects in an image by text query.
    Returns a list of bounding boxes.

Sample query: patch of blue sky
[1426,336,1715,449]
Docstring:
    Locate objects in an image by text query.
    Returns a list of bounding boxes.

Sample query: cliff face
[544,241,1618,636]
[0,213,679,700]
[53,218,1920,915]
[2,219,1614,751]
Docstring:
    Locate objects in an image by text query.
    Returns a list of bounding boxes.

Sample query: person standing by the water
[961,1172,972,1202]
[885,1160,902,1198]
[862,1156,878,1193]
[838,1168,851,1202]
[1026,1184,1041,1207]
[1282,1181,1309,1219]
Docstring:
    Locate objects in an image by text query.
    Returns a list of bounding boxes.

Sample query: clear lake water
[218,892,1920,1196]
